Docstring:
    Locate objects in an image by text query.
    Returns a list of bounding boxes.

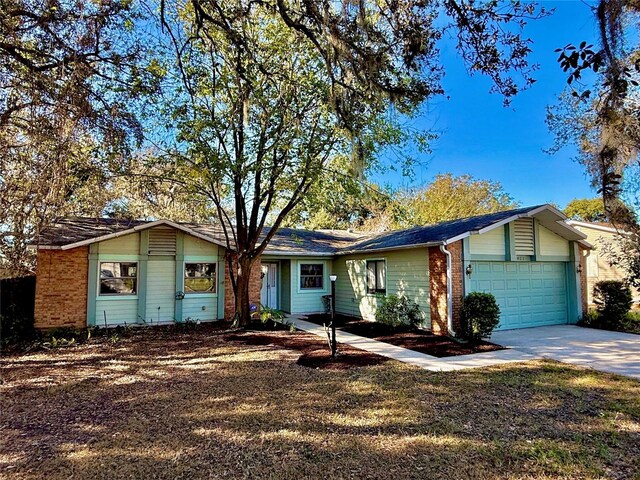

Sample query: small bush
[622,310,640,333]
[460,292,501,343]
[593,280,633,329]
[579,308,601,328]
[375,294,422,329]
[253,305,294,331]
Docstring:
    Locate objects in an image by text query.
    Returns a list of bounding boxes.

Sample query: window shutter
[513,218,535,256]
[148,227,177,255]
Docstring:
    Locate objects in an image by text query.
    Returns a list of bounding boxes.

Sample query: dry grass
[1,326,639,480]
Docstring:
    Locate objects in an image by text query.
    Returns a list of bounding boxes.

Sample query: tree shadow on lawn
[1,327,639,480]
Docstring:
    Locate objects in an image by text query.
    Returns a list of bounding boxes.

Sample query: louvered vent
[148,227,177,255]
[513,218,535,256]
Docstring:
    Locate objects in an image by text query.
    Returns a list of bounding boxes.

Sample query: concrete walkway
[292,318,538,372]
[491,325,640,380]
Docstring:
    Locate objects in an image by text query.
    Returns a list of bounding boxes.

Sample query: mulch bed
[225,321,389,370]
[304,314,504,358]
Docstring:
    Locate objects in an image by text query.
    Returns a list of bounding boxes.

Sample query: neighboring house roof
[33,204,590,255]
[567,220,632,236]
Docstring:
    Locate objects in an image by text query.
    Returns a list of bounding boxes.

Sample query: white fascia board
[567,220,631,235]
[59,220,229,251]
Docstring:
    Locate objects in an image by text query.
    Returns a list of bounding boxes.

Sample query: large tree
[547,0,639,284]
[0,0,157,275]
[564,198,607,223]
[151,0,547,325]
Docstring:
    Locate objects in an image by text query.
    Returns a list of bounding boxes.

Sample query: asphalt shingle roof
[35,205,546,255]
[340,205,544,253]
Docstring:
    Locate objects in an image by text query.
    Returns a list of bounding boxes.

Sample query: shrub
[622,310,640,333]
[579,308,601,328]
[460,292,501,342]
[253,304,294,331]
[593,280,633,329]
[0,306,35,347]
[375,294,422,329]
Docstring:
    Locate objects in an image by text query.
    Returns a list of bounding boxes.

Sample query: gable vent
[513,218,535,256]
[148,227,176,255]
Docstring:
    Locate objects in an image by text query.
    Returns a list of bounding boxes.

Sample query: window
[300,263,324,289]
[587,254,599,278]
[184,263,216,293]
[100,262,137,295]
[366,260,386,294]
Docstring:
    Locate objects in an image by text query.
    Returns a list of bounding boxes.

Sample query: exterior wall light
[576,263,583,275]
[330,274,337,282]
[466,264,473,277]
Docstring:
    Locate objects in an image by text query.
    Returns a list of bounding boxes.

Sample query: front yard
[1,325,639,479]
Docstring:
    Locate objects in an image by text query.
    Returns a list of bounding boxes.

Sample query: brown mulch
[304,314,504,357]
[223,323,389,370]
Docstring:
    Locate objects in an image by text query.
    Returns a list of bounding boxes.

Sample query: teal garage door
[469,261,568,330]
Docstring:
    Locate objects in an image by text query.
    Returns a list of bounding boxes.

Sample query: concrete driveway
[491,325,640,380]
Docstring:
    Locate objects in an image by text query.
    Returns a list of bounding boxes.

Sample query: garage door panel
[470,261,568,330]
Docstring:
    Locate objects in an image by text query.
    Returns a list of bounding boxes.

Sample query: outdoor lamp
[330,274,337,282]
[466,264,473,277]
[576,263,583,274]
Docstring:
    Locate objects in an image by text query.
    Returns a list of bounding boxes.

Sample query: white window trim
[297,261,328,294]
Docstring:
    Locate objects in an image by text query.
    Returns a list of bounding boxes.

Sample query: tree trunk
[233,254,254,327]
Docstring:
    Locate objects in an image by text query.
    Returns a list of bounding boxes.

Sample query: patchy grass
[1,326,639,479]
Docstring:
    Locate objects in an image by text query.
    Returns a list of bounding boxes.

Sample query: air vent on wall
[513,218,535,256]
[148,227,177,255]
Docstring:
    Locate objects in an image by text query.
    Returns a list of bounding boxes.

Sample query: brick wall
[428,241,463,336]
[223,254,262,320]
[449,240,464,334]
[34,247,88,330]
[578,245,589,315]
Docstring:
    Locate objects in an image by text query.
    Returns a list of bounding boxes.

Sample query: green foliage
[375,294,422,329]
[579,309,602,328]
[460,292,501,343]
[564,198,607,222]
[253,305,294,331]
[622,311,640,333]
[593,280,633,329]
[400,174,518,227]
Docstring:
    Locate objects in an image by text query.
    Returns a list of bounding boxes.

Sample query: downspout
[439,243,456,337]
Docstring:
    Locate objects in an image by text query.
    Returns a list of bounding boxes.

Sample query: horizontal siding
[146,260,175,323]
[289,259,330,314]
[469,227,505,256]
[184,235,219,257]
[333,248,430,324]
[182,295,218,321]
[95,299,138,326]
[98,233,139,255]
[538,225,570,257]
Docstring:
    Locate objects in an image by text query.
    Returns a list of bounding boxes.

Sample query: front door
[261,263,278,309]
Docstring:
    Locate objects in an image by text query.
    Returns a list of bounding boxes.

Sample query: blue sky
[374,1,600,209]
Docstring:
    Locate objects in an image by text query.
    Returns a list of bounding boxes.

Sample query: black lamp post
[330,274,337,357]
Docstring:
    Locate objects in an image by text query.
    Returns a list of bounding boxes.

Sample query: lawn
[1,325,639,480]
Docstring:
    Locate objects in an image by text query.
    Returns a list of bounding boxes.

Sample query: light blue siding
[182,296,217,321]
[470,261,568,330]
[95,298,138,326]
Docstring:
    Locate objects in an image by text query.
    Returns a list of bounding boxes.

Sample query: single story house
[567,220,639,306]
[32,204,590,335]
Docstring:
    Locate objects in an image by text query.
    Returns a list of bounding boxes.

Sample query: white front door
[261,263,278,309]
